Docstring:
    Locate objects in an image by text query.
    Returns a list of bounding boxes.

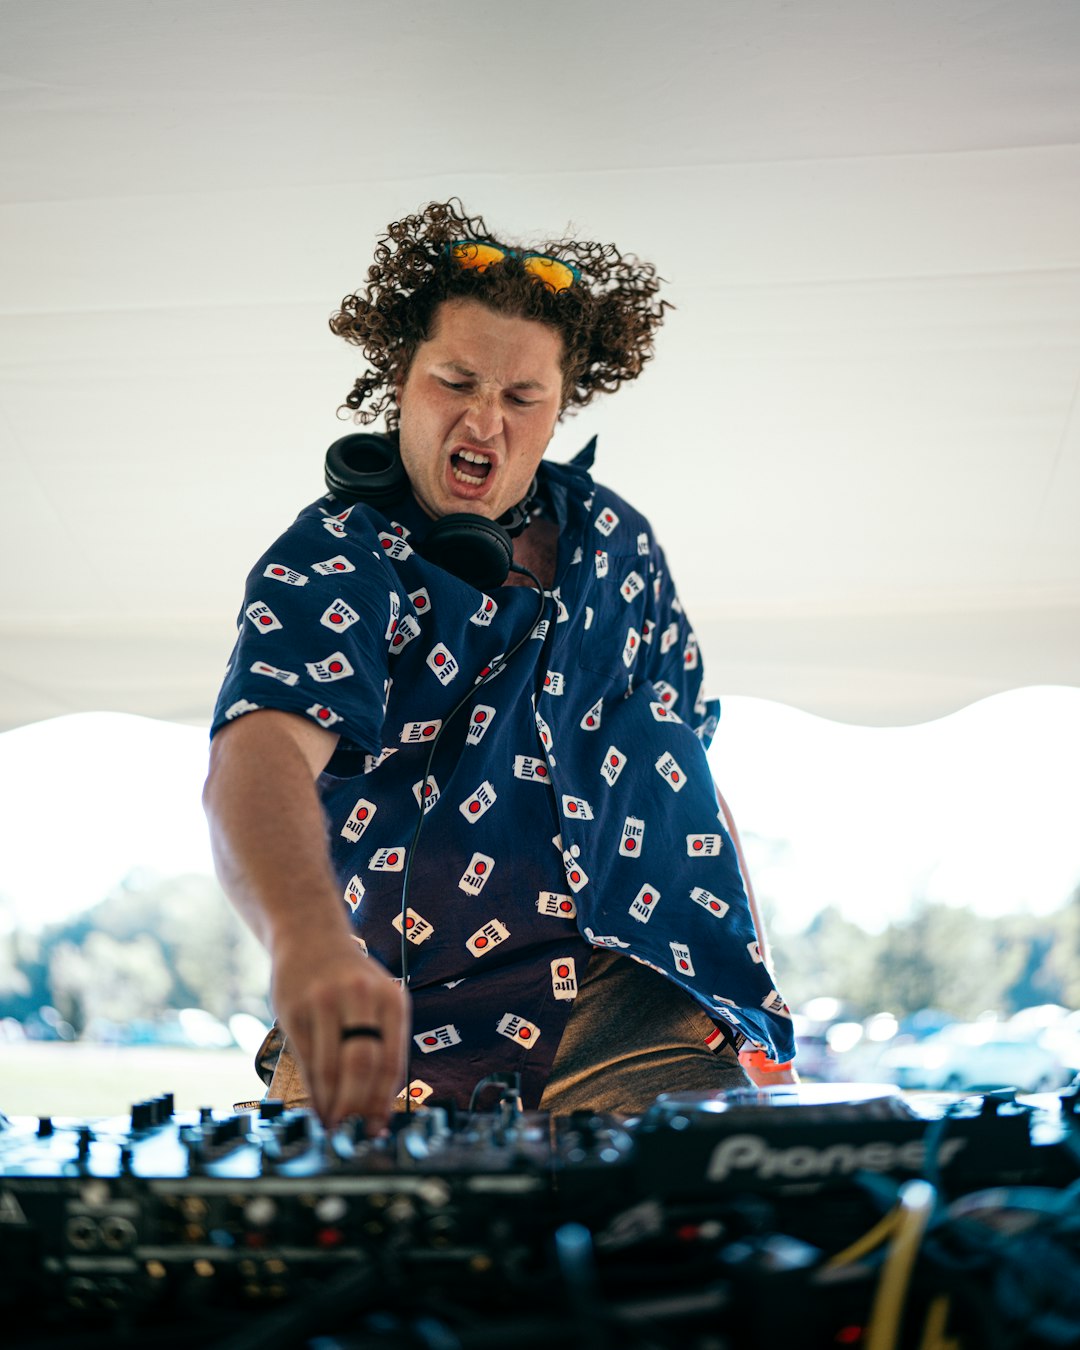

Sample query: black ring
[341,1024,383,1042]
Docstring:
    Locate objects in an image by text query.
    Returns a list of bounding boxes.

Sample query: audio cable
[397,564,548,1114]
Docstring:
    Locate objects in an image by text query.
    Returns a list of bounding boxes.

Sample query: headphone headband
[323,433,537,587]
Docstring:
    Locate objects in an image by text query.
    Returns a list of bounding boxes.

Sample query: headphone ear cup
[420,514,515,590]
[324,433,409,508]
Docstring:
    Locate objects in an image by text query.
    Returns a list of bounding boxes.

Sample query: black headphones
[324,433,537,590]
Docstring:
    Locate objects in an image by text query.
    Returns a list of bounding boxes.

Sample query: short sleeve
[209,503,397,758]
[640,539,721,749]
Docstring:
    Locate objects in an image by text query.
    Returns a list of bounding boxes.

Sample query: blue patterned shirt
[211,440,795,1108]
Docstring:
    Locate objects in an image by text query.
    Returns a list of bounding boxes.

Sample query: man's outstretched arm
[203,709,409,1128]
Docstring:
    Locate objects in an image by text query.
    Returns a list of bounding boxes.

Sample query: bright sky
[0,686,1078,937]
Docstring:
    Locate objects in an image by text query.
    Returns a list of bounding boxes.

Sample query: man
[203,200,795,1131]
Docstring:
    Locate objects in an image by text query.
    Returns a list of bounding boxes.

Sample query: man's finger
[334,1015,394,1123]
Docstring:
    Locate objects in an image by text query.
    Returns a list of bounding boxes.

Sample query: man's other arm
[203,709,409,1128]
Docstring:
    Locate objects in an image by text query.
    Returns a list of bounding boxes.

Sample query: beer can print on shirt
[411,777,441,813]
[561,794,594,820]
[622,629,639,667]
[306,703,342,728]
[344,875,365,913]
[459,852,495,895]
[513,755,550,783]
[426,643,459,685]
[600,746,626,787]
[245,601,282,634]
[655,752,687,791]
[619,817,645,856]
[537,892,577,918]
[311,554,354,576]
[563,849,589,893]
[467,704,496,746]
[470,594,498,626]
[306,652,354,682]
[377,532,413,560]
[414,1024,461,1053]
[320,598,359,631]
[383,591,399,642]
[263,564,308,586]
[467,919,510,957]
[224,698,260,720]
[400,719,442,745]
[761,989,793,1018]
[459,781,497,822]
[398,1080,433,1105]
[496,1012,541,1046]
[249,664,294,689]
[580,698,603,732]
[369,846,406,872]
[340,796,377,842]
[594,506,619,537]
[653,680,678,708]
[392,908,434,944]
[534,710,553,752]
[629,883,661,923]
[389,613,420,654]
[687,833,723,856]
[620,571,645,603]
[690,886,730,919]
[670,942,696,977]
[550,958,578,1001]
[408,586,431,616]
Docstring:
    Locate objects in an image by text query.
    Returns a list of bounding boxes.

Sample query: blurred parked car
[82,1008,237,1049]
[877,1022,1071,1093]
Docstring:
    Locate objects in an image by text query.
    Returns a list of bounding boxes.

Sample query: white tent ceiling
[2,0,1078,731]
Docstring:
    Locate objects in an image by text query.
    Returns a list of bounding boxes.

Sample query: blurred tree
[49,932,173,1033]
[770,905,883,1017]
[867,901,1015,1017]
[2,871,270,1029]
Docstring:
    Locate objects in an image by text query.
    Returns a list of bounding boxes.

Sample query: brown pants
[256,951,748,1115]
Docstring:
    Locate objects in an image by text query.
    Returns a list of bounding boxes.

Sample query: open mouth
[451,448,493,487]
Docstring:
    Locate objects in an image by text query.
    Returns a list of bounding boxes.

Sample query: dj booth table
[2,1082,1079,1350]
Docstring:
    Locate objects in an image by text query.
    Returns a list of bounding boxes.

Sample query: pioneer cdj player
[2,1081,1079,1349]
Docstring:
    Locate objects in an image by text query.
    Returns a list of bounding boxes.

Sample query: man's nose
[464,393,502,442]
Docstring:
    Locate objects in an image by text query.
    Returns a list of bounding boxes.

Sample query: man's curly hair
[329,199,670,429]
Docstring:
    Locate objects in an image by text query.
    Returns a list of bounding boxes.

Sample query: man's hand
[270,930,409,1129]
[204,708,410,1128]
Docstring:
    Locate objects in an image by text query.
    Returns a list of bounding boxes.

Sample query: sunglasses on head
[446,239,580,294]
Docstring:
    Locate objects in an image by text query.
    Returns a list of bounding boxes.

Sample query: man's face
[397,298,564,522]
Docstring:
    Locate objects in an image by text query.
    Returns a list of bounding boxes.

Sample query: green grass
[2,1042,266,1119]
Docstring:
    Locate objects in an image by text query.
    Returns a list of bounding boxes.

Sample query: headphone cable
[399,564,547,1115]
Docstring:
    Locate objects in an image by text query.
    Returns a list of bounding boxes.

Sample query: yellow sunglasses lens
[522,255,576,294]
[450,242,507,272]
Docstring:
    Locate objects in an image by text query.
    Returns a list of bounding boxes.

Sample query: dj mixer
[2,1081,1078,1349]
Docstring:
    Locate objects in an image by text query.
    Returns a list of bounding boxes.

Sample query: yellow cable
[918,1294,960,1350]
[825,1206,902,1270]
[864,1179,937,1350]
